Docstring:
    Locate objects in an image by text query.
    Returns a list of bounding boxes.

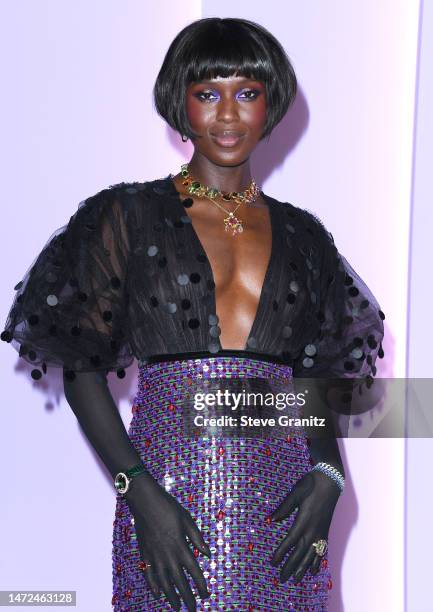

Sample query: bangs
[183,25,272,85]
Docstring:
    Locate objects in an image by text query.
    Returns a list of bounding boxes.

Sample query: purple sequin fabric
[112,355,332,611]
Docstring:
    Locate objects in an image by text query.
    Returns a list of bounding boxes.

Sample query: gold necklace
[179,162,261,236]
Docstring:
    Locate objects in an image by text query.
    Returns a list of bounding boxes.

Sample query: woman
[1,17,385,611]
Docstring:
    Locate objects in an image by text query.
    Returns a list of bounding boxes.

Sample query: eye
[194,90,218,102]
[193,88,262,103]
[238,88,261,100]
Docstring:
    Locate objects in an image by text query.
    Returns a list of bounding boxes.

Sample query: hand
[125,473,211,611]
[269,469,341,583]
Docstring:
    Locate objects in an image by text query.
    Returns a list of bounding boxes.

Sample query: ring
[311,539,327,557]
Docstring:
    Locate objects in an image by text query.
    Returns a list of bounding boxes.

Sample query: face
[185,74,267,165]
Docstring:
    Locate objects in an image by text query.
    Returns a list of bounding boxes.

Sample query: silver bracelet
[311,462,345,493]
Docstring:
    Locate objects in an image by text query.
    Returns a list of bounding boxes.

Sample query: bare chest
[184,195,273,350]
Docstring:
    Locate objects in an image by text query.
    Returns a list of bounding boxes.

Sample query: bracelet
[114,462,147,495]
[311,462,345,493]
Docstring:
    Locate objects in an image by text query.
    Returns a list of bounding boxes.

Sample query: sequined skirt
[112,353,332,611]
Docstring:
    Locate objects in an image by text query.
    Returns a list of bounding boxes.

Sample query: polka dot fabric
[1,187,134,380]
[1,173,385,424]
[112,355,332,610]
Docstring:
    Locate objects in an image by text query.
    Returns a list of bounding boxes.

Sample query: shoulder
[105,175,172,199]
[75,177,166,222]
[267,192,337,252]
[80,179,155,207]
[65,176,173,248]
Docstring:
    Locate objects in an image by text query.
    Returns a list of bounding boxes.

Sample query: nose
[215,93,240,123]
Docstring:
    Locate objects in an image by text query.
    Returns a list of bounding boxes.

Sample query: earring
[181,134,188,142]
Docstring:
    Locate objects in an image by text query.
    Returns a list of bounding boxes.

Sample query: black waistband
[145,349,291,366]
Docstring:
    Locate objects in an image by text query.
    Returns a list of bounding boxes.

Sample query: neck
[186,153,254,193]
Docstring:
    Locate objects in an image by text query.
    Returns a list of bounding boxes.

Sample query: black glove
[269,377,345,584]
[63,369,211,611]
[269,468,341,583]
[125,470,212,610]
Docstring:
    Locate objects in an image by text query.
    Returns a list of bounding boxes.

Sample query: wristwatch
[114,463,147,495]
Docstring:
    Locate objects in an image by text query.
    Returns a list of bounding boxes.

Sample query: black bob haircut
[153,17,297,141]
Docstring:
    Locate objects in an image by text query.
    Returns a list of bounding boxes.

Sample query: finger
[183,514,211,558]
[141,563,161,600]
[270,510,308,567]
[269,488,300,522]
[180,545,211,601]
[167,559,197,612]
[154,561,182,611]
[135,531,161,599]
[292,545,317,583]
[310,554,322,575]
[280,540,307,583]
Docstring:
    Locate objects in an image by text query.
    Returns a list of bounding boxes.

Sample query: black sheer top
[1,174,385,417]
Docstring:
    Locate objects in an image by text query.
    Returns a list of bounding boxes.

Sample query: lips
[210,129,246,148]
[210,129,245,137]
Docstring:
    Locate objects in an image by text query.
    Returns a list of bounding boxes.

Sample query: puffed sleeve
[1,187,134,381]
[292,212,386,424]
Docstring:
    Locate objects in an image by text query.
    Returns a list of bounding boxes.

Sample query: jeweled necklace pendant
[179,162,260,237]
[224,212,244,235]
